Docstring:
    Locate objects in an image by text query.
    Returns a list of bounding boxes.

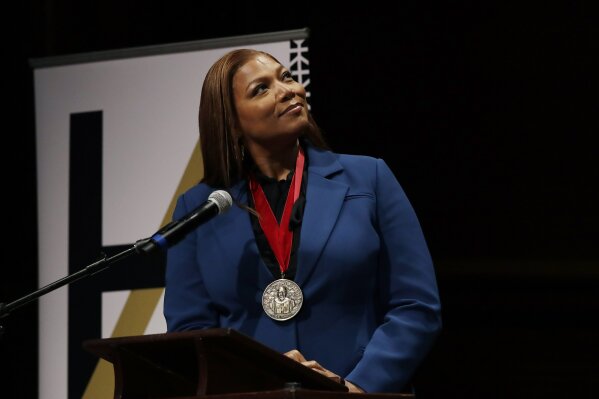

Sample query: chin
[288,117,311,134]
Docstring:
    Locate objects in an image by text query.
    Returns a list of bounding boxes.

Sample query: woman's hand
[284,350,365,393]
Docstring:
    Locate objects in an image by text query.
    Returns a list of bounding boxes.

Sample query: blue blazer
[164,144,441,393]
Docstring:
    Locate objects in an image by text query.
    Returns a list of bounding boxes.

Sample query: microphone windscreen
[208,190,233,214]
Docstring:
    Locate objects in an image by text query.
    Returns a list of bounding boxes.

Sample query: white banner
[33,30,310,399]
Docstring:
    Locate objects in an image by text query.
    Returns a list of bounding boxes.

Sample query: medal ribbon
[249,146,305,277]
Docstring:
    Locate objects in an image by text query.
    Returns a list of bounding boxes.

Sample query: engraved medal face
[262,279,303,321]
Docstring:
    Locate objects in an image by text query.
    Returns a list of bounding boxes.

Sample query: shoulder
[309,146,399,194]
[336,152,380,169]
[332,150,392,182]
[307,144,382,177]
[173,182,215,214]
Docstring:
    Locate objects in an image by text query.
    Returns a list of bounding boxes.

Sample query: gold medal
[262,279,303,321]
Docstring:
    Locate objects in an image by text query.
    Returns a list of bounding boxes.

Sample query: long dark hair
[198,48,328,188]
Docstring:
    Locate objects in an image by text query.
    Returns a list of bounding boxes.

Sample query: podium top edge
[82,327,236,346]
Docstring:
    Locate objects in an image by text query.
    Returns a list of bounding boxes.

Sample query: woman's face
[232,54,309,148]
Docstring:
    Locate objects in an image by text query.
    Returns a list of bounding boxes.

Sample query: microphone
[136,190,233,254]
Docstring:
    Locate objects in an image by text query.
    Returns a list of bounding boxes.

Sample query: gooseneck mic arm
[0,190,233,323]
[134,189,233,254]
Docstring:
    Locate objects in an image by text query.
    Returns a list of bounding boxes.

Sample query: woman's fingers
[301,360,325,371]
[301,361,343,384]
[345,380,365,393]
[284,349,307,363]
[284,350,345,386]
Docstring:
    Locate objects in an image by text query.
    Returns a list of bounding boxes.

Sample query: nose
[277,82,295,102]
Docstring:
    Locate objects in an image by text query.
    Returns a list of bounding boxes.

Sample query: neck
[248,140,299,180]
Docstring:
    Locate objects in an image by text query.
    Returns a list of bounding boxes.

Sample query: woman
[164,48,441,393]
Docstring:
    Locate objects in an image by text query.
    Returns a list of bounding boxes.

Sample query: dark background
[2,1,598,398]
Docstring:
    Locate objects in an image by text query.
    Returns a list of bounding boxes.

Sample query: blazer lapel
[211,145,349,290]
[295,146,348,287]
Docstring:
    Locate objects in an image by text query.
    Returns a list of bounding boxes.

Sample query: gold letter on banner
[82,141,203,398]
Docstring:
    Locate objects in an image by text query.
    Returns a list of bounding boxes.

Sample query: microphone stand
[0,189,233,338]
[0,238,153,338]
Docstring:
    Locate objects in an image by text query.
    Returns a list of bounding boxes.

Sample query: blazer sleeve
[345,158,442,392]
[163,193,219,331]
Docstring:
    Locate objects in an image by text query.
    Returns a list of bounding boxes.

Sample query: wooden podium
[83,328,413,399]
